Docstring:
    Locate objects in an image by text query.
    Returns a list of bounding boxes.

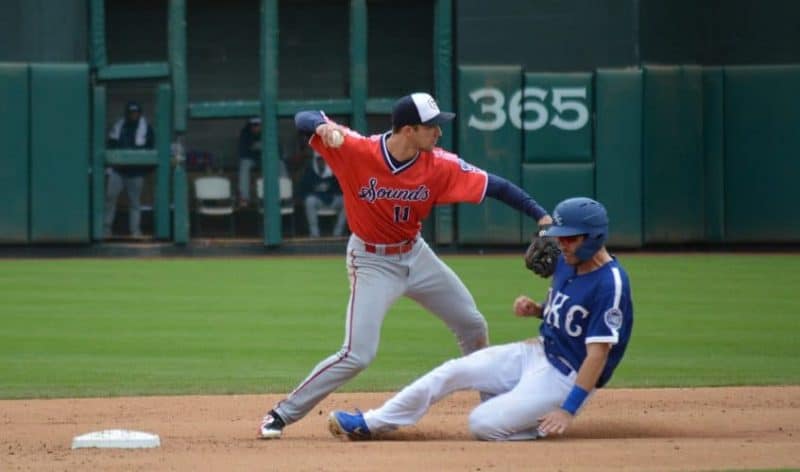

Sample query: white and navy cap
[125,101,142,113]
[391,92,455,128]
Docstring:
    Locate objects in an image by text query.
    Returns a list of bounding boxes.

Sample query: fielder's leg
[269,242,406,429]
[405,239,489,355]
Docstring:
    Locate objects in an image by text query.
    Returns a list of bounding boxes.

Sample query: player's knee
[344,348,377,370]
[461,318,489,354]
[468,411,504,441]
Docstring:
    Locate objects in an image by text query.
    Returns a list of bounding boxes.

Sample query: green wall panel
[521,163,595,239]
[0,63,30,243]
[642,65,705,244]
[595,68,643,248]
[703,67,725,242]
[523,72,593,162]
[724,65,800,242]
[457,65,522,244]
[29,63,90,242]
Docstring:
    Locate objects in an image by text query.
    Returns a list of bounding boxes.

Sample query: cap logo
[553,211,563,226]
[411,93,440,123]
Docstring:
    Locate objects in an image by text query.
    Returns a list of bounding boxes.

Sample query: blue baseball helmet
[543,197,609,261]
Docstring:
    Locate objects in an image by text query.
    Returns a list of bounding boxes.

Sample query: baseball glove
[524,232,560,278]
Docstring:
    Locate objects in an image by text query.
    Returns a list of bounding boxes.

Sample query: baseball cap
[248,116,261,125]
[391,92,455,128]
[125,101,142,113]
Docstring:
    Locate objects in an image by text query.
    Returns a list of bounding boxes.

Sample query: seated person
[238,116,288,207]
[104,101,155,238]
[237,117,262,207]
[299,152,347,238]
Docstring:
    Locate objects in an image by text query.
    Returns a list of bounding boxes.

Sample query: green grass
[0,254,798,399]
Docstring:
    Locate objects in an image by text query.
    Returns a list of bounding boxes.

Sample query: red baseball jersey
[309,126,488,244]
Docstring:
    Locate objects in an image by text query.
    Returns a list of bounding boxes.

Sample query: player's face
[412,124,442,151]
[557,234,586,265]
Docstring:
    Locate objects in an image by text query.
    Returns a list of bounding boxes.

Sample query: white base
[71,429,160,449]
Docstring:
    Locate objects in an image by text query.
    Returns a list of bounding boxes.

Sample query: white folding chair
[193,176,235,236]
[256,176,295,236]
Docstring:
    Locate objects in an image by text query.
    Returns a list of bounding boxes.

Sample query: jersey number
[393,205,410,223]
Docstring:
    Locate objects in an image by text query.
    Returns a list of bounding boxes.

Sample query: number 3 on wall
[467,87,589,132]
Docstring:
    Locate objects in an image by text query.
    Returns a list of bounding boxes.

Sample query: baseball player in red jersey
[259,92,552,439]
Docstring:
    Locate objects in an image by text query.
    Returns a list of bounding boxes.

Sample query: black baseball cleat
[258,410,286,439]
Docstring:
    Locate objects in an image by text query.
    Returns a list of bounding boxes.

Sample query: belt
[362,239,416,256]
[545,352,575,377]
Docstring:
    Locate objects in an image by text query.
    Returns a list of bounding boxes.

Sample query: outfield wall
[456,64,800,246]
[3,61,799,246]
[2,0,800,246]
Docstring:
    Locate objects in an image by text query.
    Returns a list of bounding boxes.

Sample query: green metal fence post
[169,0,187,132]
[433,0,454,244]
[261,0,281,245]
[91,85,106,241]
[155,83,173,240]
[350,0,367,133]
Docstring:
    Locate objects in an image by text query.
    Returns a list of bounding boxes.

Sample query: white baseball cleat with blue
[328,410,371,440]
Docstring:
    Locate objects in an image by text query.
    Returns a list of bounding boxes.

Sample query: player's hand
[513,295,541,318]
[315,123,345,148]
[537,215,553,228]
[537,409,575,436]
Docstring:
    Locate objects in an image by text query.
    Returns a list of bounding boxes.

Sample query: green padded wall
[642,65,705,244]
[457,65,522,244]
[595,68,643,248]
[703,67,725,242]
[523,72,593,162]
[521,163,595,239]
[0,63,30,243]
[29,63,90,242]
[724,65,800,242]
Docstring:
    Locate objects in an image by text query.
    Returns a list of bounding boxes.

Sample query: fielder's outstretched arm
[485,173,552,227]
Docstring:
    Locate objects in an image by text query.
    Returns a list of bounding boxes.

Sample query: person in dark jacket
[104,101,155,238]
[299,151,347,237]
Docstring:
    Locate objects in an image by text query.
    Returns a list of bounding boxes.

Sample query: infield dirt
[2,386,798,471]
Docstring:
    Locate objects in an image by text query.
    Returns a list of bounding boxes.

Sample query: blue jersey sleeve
[585,265,631,345]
